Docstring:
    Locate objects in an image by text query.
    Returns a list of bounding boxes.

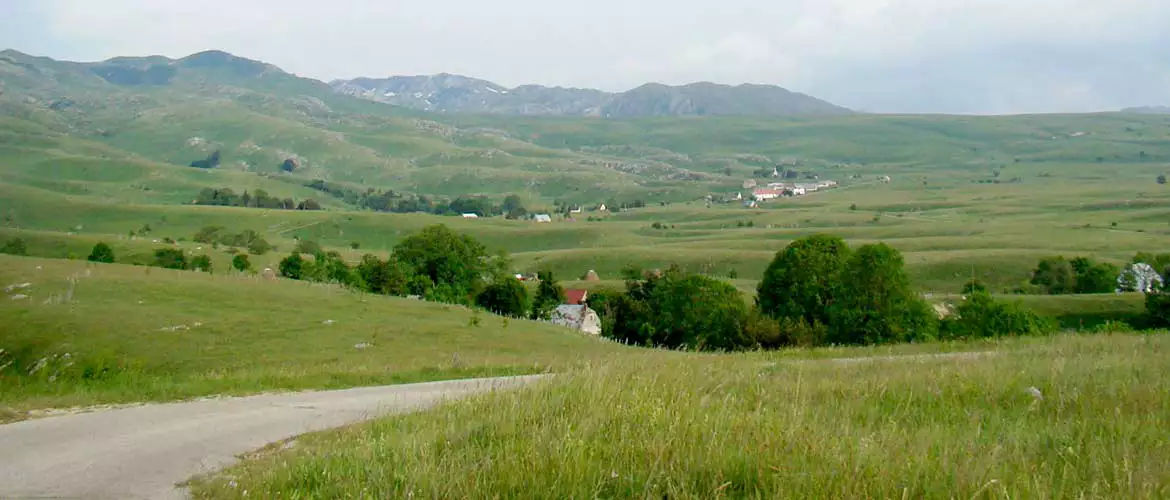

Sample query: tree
[297,199,322,211]
[151,248,188,270]
[0,238,27,256]
[1070,257,1120,294]
[942,292,1055,339]
[502,194,526,220]
[827,243,937,345]
[1158,174,1167,185]
[294,240,323,255]
[356,254,409,296]
[87,242,116,263]
[1030,257,1077,295]
[476,278,530,318]
[961,279,987,295]
[600,267,750,351]
[190,255,213,273]
[757,234,851,326]
[530,271,566,320]
[393,224,492,304]
[281,158,297,172]
[304,251,357,286]
[232,254,252,272]
[247,238,272,255]
[279,252,305,279]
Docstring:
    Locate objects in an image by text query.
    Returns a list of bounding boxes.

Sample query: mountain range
[1121,106,1170,115]
[330,75,852,117]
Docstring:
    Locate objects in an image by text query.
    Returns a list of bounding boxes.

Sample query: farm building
[551,305,602,335]
[534,214,552,223]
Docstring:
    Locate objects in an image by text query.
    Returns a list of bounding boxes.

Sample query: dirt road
[0,375,545,500]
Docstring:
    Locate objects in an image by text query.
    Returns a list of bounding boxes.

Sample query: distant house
[878,175,892,183]
[534,214,552,223]
[794,183,819,192]
[564,289,589,305]
[598,203,608,212]
[570,207,583,214]
[461,213,479,219]
[752,188,782,201]
[789,187,807,196]
[551,305,602,335]
[742,179,758,189]
[816,180,838,189]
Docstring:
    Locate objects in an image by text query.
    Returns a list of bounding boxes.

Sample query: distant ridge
[1121,105,1170,114]
[330,76,851,117]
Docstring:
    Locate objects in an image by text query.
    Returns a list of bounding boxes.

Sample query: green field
[0,255,622,420]
[191,333,1170,499]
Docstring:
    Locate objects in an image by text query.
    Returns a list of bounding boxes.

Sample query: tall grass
[193,334,1170,499]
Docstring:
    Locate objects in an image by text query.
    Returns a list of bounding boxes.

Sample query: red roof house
[564,289,589,305]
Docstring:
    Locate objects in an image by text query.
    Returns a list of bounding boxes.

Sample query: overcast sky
[3,0,1169,114]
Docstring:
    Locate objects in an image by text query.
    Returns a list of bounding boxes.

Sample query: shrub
[601,266,749,351]
[356,254,409,296]
[961,279,987,295]
[1070,257,1120,294]
[1030,257,1077,295]
[294,240,323,255]
[247,238,272,255]
[232,254,252,272]
[476,278,531,318]
[1,237,28,256]
[1146,294,1170,327]
[87,242,116,263]
[190,255,213,273]
[827,243,938,345]
[278,252,305,279]
[757,234,851,326]
[530,271,566,320]
[151,248,188,270]
[942,292,1056,338]
[393,224,493,305]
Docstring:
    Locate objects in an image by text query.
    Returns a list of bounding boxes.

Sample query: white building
[534,214,552,223]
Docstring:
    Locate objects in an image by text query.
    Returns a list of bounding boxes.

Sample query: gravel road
[0,375,545,500]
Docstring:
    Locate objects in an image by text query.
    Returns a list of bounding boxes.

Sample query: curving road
[0,375,546,500]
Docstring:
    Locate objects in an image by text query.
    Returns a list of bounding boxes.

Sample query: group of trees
[1,238,27,256]
[194,188,321,211]
[193,226,273,255]
[275,225,567,318]
[304,180,533,218]
[1028,256,1120,295]
[189,150,221,169]
[587,234,1054,351]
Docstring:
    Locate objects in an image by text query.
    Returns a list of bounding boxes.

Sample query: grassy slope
[0,255,622,418]
[192,333,1170,499]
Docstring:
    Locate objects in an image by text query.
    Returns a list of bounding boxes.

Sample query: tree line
[194,188,321,211]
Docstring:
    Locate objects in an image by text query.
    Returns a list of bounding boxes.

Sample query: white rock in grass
[4,283,31,293]
[322,320,336,325]
[11,294,29,301]
[1025,386,1044,401]
[354,343,372,350]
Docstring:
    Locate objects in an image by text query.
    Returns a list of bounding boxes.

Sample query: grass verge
[193,333,1170,499]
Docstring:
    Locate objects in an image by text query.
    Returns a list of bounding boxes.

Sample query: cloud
[5,0,1170,113]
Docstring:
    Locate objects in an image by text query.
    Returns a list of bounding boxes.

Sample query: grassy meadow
[0,255,622,420]
[191,333,1170,499]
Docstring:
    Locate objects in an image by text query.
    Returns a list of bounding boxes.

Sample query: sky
[2,0,1169,114]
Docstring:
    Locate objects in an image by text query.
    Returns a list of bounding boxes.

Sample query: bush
[294,240,323,255]
[1,238,28,256]
[356,254,409,296]
[757,234,851,326]
[393,224,493,305]
[601,266,749,351]
[278,253,305,279]
[87,242,116,263]
[827,243,938,345]
[1030,257,1077,295]
[190,255,213,273]
[961,279,987,295]
[941,292,1056,338]
[1070,257,1120,294]
[247,238,272,255]
[1147,292,1170,328]
[151,248,188,270]
[232,254,252,272]
[530,271,566,320]
[476,278,531,318]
